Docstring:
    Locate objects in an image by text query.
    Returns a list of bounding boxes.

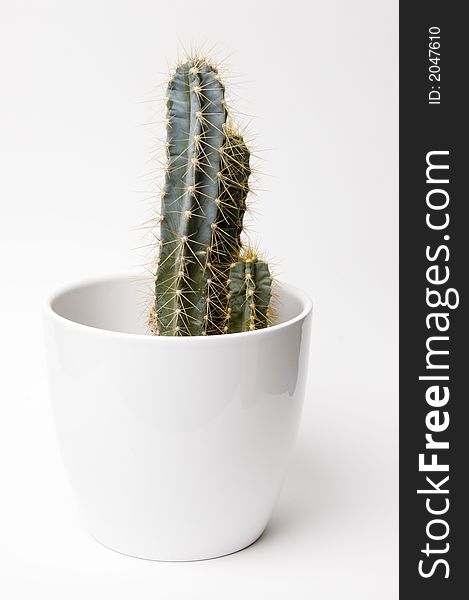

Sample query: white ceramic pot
[44,274,312,561]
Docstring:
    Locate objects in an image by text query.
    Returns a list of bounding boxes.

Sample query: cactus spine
[151,57,271,336]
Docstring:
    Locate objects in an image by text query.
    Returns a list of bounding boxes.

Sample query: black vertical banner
[400,2,467,596]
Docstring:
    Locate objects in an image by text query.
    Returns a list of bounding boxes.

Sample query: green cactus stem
[154,58,227,336]
[226,253,272,333]
[150,56,269,337]
[203,128,251,334]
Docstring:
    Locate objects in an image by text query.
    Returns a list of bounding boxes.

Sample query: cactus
[226,253,272,333]
[151,56,272,336]
[205,128,251,334]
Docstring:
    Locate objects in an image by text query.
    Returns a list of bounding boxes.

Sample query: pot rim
[44,272,313,342]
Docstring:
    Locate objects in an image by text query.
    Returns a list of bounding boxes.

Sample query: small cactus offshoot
[150,56,273,336]
[226,252,272,334]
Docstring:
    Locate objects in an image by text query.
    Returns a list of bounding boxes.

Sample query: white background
[0,0,398,597]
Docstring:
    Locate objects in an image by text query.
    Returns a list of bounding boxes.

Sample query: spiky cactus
[151,57,272,336]
[226,254,272,333]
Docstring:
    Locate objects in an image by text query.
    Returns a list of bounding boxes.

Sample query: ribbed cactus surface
[155,59,228,335]
[206,130,251,334]
[226,255,272,333]
[151,56,272,336]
